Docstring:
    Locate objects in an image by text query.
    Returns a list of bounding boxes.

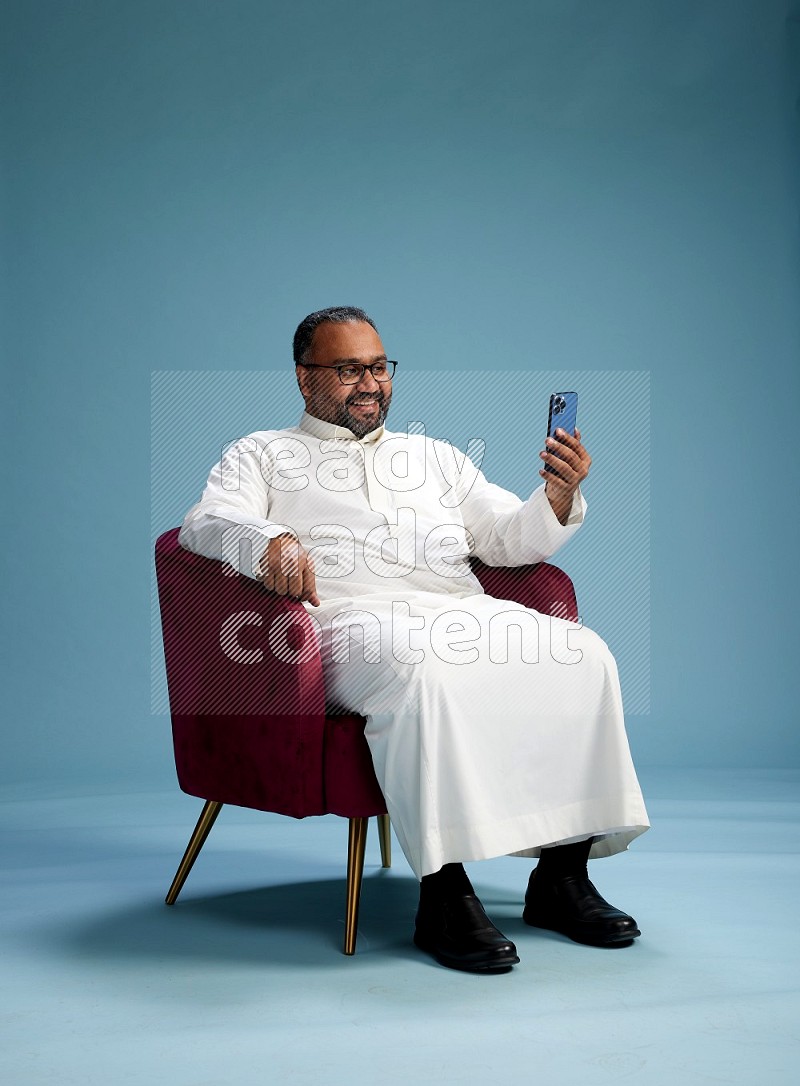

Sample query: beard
[332,388,392,438]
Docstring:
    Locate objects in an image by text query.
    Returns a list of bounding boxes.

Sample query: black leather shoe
[522,868,641,947]
[414,892,520,973]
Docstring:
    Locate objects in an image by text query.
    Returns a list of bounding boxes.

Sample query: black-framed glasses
[299,360,397,385]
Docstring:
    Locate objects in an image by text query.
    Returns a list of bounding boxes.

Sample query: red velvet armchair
[154,528,578,954]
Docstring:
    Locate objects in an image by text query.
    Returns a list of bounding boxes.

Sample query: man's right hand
[257,533,320,607]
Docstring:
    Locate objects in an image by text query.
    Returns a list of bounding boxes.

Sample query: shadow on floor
[48,870,425,970]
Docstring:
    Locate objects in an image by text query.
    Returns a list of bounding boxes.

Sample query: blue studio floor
[1,768,799,1085]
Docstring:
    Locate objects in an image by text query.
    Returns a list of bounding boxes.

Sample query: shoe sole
[522,910,640,948]
[413,931,520,973]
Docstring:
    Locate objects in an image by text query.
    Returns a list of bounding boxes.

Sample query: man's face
[296,320,392,438]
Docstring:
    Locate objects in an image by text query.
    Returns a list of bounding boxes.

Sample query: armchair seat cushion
[171,712,328,817]
[323,713,386,818]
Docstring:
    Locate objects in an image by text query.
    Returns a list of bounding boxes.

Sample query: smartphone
[545,392,578,477]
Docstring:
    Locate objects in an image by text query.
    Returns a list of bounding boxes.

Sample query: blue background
[4,0,798,786]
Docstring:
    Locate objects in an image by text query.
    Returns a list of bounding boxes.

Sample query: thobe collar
[298,410,385,444]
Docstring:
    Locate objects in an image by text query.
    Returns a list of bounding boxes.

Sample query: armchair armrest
[470,558,578,621]
[155,529,327,816]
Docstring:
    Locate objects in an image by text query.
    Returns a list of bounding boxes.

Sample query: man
[180,305,649,973]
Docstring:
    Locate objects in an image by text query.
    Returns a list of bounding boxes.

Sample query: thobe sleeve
[452,449,587,567]
[179,435,297,579]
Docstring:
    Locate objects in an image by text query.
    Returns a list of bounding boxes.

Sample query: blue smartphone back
[545,392,578,476]
[547,391,578,439]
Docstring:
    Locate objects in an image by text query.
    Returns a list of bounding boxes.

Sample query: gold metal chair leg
[343,816,368,955]
[165,800,223,905]
[377,813,391,868]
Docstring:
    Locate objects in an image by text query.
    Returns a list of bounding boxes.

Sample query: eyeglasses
[299,360,397,385]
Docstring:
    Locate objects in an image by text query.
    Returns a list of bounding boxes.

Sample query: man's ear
[295,363,309,397]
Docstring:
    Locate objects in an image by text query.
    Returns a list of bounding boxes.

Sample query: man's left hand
[539,427,592,525]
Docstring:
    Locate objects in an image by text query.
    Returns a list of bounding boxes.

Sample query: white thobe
[180,411,649,878]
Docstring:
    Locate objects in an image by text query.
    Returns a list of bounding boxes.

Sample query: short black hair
[292,306,379,364]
